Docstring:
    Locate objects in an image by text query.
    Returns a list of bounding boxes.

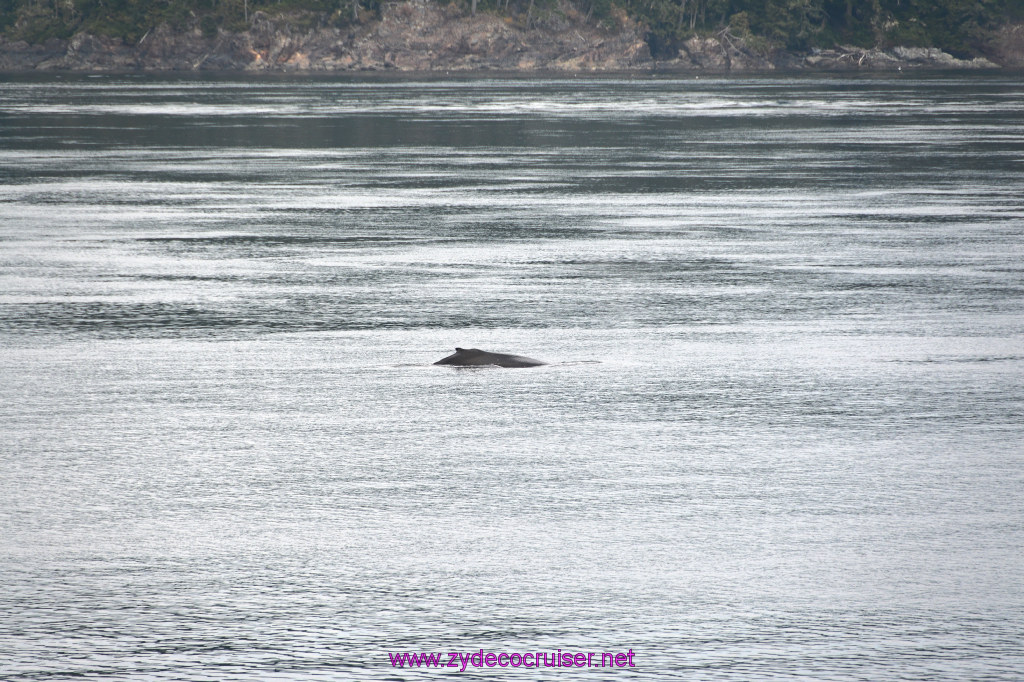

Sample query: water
[1,73,1023,680]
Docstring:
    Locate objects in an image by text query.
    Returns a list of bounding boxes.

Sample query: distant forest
[2,0,1022,57]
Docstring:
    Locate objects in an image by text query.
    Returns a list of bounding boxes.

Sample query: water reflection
[1,74,1023,681]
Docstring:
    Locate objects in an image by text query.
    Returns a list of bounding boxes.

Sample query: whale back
[434,347,546,368]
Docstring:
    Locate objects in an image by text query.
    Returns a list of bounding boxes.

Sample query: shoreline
[2,65,1019,78]
[0,43,1008,75]
[1,2,1020,75]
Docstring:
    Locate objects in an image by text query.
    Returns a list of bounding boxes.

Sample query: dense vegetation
[2,0,1021,58]
[630,0,1024,58]
[1,0,383,43]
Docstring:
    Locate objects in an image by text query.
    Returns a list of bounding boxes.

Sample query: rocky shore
[0,0,1016,73]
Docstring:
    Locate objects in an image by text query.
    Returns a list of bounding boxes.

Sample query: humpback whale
[433,348,547,368]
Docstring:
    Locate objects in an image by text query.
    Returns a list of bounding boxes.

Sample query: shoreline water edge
[2,1,1022,74]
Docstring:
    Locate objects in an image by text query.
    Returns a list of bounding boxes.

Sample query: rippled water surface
[2,74,1024,680]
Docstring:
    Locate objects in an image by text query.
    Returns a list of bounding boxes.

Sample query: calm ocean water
[1,73,1023,680]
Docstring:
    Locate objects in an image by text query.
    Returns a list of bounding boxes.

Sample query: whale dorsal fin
[455,347,465,351]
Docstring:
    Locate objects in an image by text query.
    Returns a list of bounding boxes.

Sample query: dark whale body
[434,347,547,368]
